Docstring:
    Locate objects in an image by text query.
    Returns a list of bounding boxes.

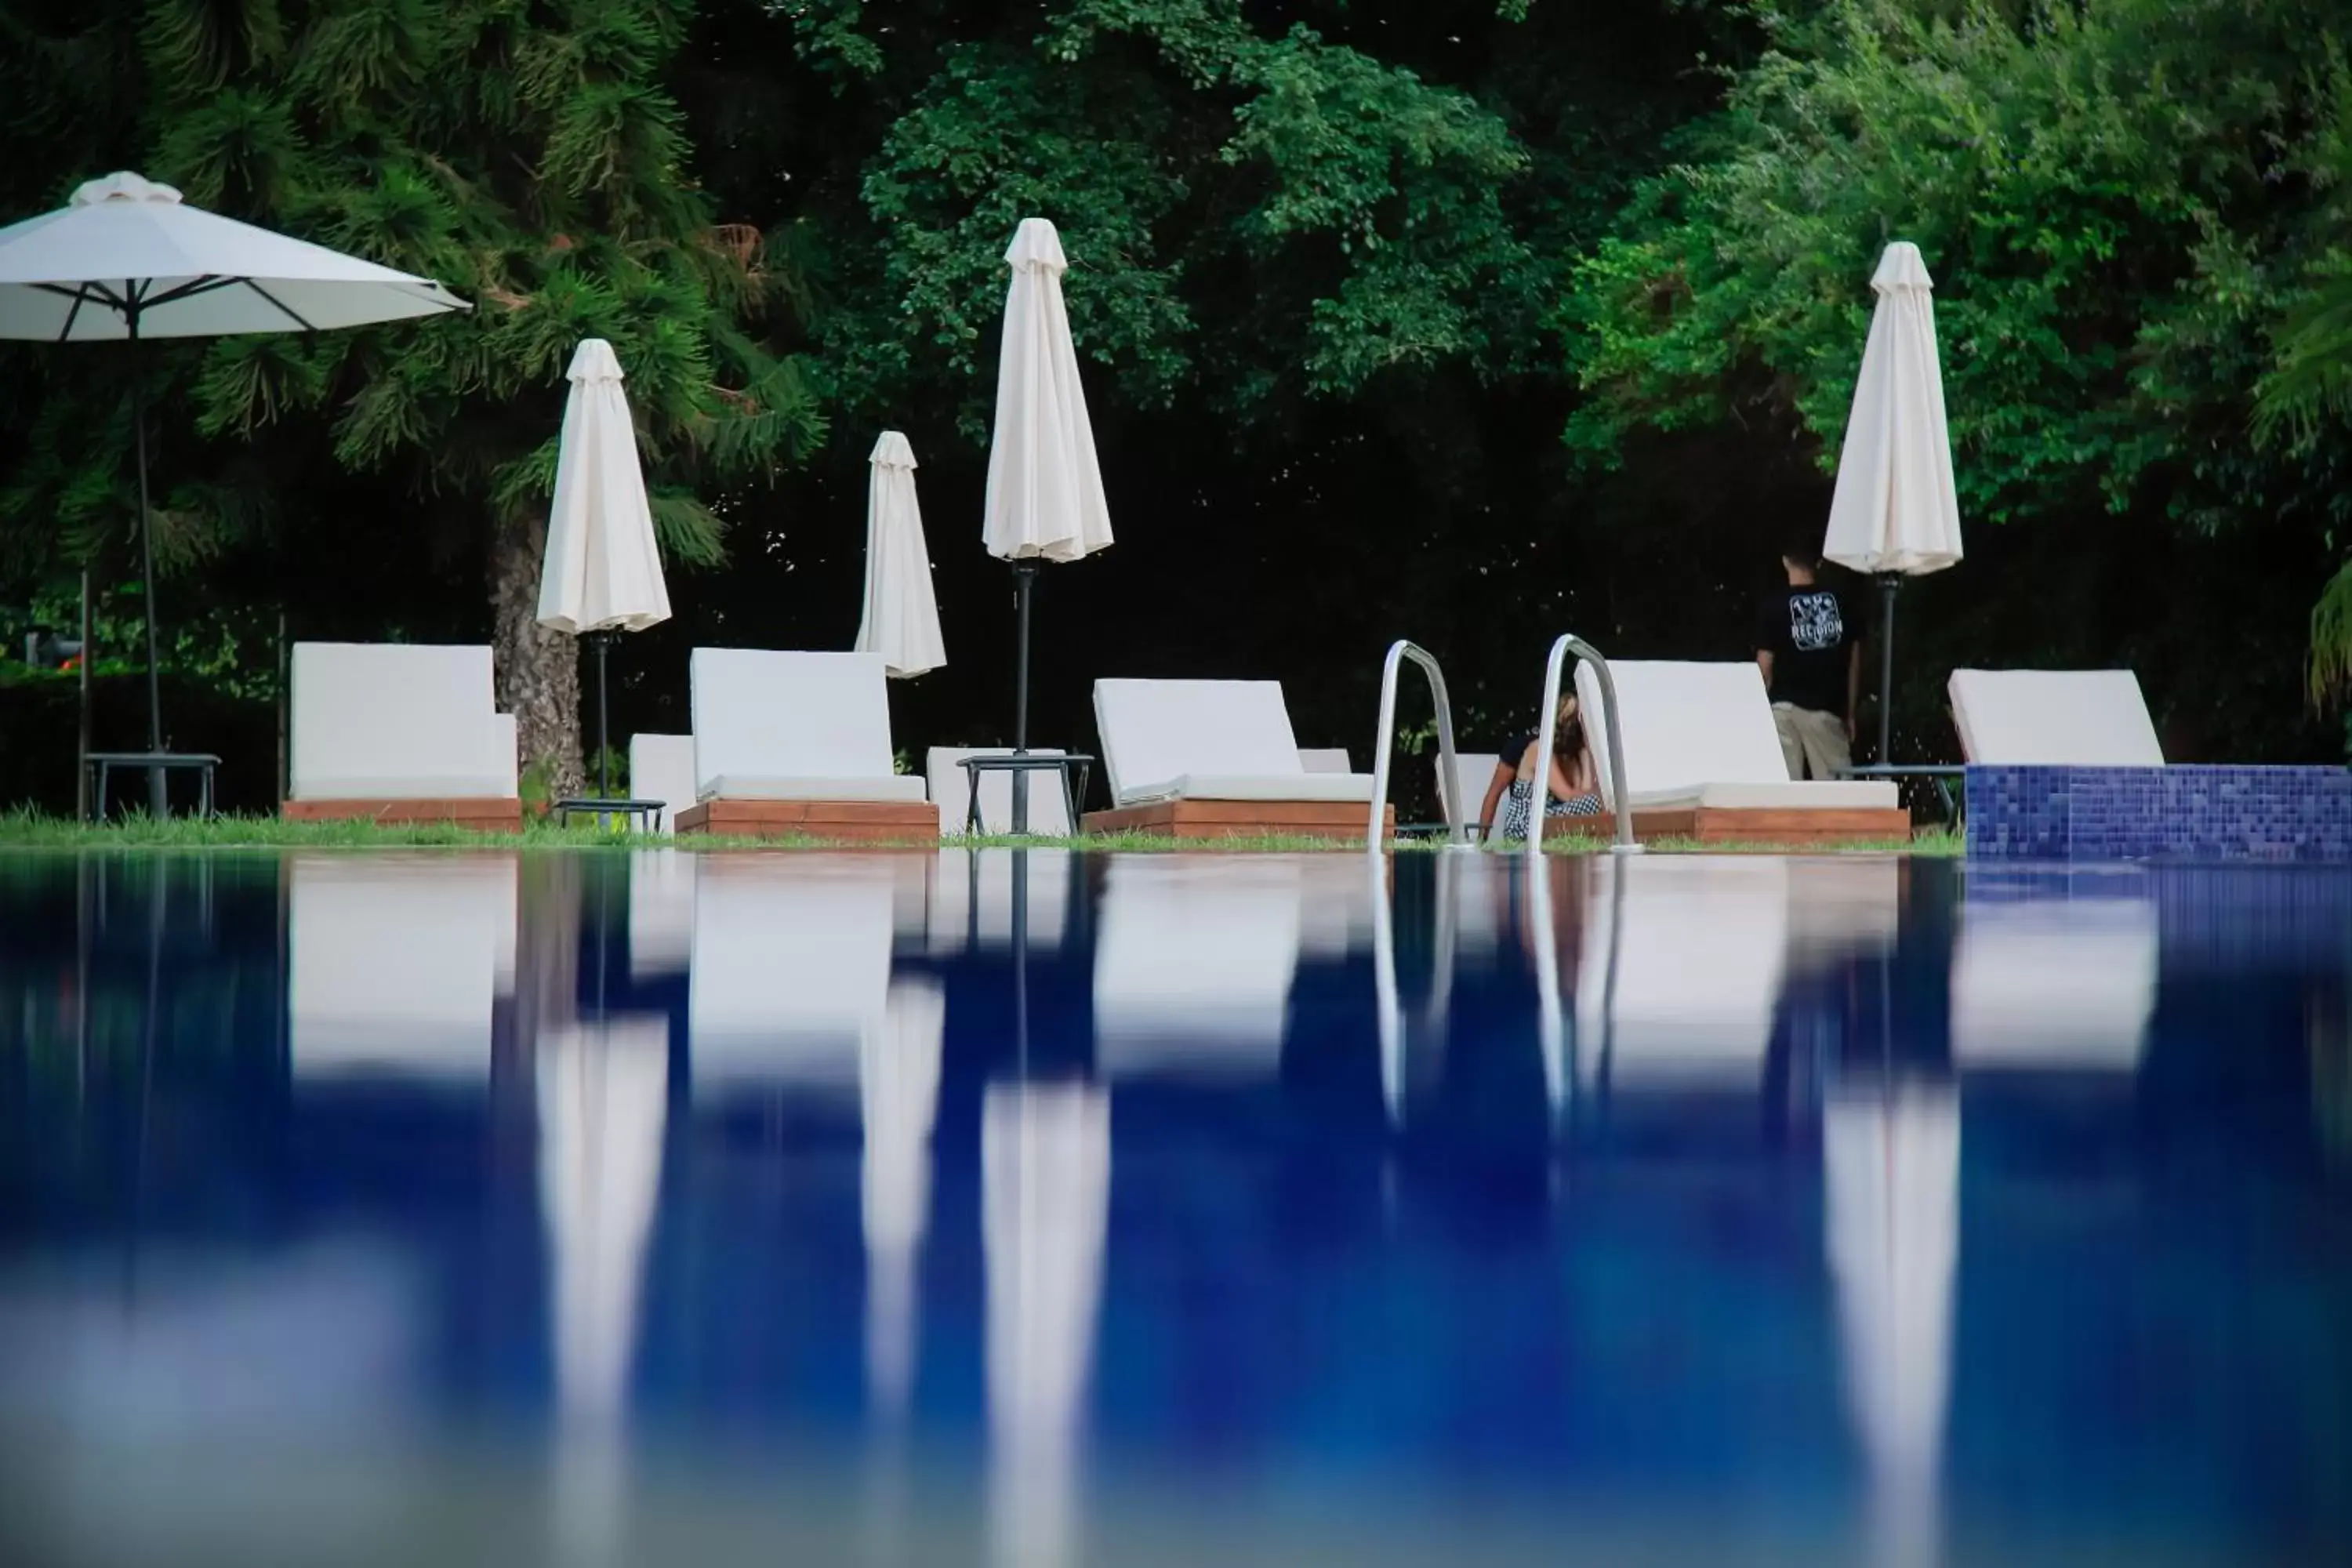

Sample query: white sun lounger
[285,643,521,827]
[1298,747,1353,775]
[289,854,517,1083]
[1085,678,1384,840]
[1093,856,1304,1079]
[682,649,937,840]
[628,732,699,833]
[1947,669,2165,766]
[1573,659,1904,844]
[926,746,1076,836]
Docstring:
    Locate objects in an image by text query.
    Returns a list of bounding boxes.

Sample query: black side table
[552,798,670,832]
[85,752,222,822]
[959,753,1094,834]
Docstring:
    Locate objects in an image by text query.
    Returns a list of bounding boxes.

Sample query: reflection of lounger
[688,857,898,1093]
[627,849,695,978]
[1947,669,2163,766]
[289,855,517,1081]
[1083,679,1388,841]
[1093,858,1302,1078]
[1950,894,2155,1071]
[1574,660,1905,845]
[283,644,521,829]
[679,649,938,841]
[1784,856,1901,971]
[1575,856,1790,1090]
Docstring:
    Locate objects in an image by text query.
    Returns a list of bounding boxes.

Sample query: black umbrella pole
[596,631,612,799]
[1012,561,1038,833]
[131,320,166,815]
[1876,574,1900,767]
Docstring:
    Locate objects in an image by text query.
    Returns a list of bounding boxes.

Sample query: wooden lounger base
[1571,806,1912,847]
[283,797,524,829]
[675,799,942,843]
[1082,800,1395,841]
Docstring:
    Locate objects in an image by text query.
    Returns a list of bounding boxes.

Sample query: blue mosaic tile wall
[1965,764,2352,862]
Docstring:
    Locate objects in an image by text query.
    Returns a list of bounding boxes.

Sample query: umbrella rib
[140,275,245,310]
[31,281,126,342]
[235,278,318,332]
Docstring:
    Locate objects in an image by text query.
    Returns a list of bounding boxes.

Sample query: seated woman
[1477,695,1606,840]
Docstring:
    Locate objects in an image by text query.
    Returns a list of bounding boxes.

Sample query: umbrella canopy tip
[71,172,182,208]
[1007,218,1067,274]
[1873,241,1933,293]
[870,430,918,470]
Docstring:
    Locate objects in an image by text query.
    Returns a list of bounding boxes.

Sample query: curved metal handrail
[1367,640,1468,848]
[1528,634,1641,856]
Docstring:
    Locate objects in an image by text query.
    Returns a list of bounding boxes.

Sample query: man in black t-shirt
[1755,545,1861,779]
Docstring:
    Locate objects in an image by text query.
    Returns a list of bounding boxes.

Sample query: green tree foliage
[1564,0,2352,717]
[2,0,822,788]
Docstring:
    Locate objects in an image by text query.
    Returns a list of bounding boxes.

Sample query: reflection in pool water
[1,848,2349,1566]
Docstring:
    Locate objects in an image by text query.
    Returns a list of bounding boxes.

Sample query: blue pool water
[1,848,2348,1566]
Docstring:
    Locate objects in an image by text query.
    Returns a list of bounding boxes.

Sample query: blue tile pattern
[1966,764,2352,862]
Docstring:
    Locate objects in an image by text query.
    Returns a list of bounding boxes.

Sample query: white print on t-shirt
[1788,591,1845,652]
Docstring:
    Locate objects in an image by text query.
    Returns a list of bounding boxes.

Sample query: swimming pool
[1,849,2347,1566]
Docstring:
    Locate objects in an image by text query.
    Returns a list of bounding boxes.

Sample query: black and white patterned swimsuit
[1497,778,1606,840]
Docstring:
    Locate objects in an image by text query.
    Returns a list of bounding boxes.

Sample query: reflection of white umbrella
[1821,241,1963,763]
[1824,1086,1958,1568]
[982,217,1112,758]
[538,338,673,800]
[863,978,946,1415]
[539,1018,670,1566]
[984,1082,1109,1568]
[855,431,946,680]
[0,172,467,783]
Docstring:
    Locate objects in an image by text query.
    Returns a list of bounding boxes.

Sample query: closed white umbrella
[1821,241,1962,764]
[537,338,672,800]
[0,172,467,802]
[981,219,1112,805]
[855,431,947,679]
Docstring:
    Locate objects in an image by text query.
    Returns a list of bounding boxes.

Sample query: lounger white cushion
[1116,773,1375,807]
[1298,747,1352,774]
[926,746,1076,835]
[1947,669,2163,766]
[291,643,517,800]
[1573,659,1898,811]
[698,774,928,803]
[1436,751,1501,835]
[690,648,912,802]
[1093,678,1376,807]
[629,733,698,833]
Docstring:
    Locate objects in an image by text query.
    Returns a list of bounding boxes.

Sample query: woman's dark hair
[1553,702,1586,759]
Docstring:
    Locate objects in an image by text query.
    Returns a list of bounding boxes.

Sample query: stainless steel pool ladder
[1530,634,1641,856]
[1367,640,1472,848]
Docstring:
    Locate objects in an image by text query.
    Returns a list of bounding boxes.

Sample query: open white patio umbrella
[984,1080,1109,1568]
[1822,241,1962,765]
[981,218,1112,814]
[538,338,672,800]
[1824,1084,1959,1568]
[855,431,947,680]
[0,171,468,802]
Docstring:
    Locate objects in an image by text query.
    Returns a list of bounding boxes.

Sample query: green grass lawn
[0,807,1965,856]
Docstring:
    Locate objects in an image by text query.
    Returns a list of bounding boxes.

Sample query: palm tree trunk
[492,514,584,802]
